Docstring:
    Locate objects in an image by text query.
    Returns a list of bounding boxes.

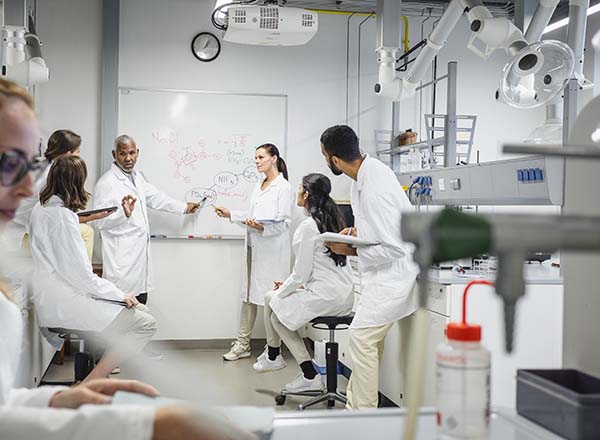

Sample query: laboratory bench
[428,262,562,285]
[270,407,562,439]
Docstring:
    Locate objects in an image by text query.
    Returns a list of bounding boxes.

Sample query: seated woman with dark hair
[29,155,157,382]
[253,173,355,393]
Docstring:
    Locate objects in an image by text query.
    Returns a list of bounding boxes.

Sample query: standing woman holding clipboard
[215,144,292,361]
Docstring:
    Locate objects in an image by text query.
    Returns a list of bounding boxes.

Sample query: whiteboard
[118,88,287,238]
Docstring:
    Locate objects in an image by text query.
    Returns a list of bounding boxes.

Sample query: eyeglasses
[0,149,50,187]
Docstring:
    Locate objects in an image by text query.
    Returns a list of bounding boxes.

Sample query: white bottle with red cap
[436,280,492,439]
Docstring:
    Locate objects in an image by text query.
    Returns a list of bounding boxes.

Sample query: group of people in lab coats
[7,126,200,381]
[215,127,418,409]
[0,78,253,439]
[1,74,418,438]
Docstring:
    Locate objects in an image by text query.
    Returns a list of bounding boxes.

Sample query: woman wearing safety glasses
[0,79,253,440]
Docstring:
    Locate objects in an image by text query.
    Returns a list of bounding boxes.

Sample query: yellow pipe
[309,10,410,53]
[401,15,410,52]
[308,9,374,16]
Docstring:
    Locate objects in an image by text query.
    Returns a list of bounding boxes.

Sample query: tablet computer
[77,206,118,217]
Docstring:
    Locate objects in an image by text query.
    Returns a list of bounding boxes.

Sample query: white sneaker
[284,372,324,393]
[223,341,251,361]
[252,350,286,372]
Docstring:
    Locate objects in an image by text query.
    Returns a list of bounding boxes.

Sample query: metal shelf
[374,63,477,172]
[376,137,445,155]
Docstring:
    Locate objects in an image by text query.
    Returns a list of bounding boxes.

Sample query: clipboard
[92,297,128,307]
[254,219,284,224]
[317,232,380,247]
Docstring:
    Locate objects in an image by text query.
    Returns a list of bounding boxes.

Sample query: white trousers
[263,290,311,364]
[346,322,394,409]
[101,303,157,358]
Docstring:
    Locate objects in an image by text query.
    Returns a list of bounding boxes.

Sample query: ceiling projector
[223,5,318,46]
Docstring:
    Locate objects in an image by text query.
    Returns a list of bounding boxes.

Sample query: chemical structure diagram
[168,134,255,183]
[169,140,222,184]
[158,131,260,206]
[186,166,260,207]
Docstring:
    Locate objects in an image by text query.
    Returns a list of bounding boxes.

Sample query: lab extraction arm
[375,0,562,102]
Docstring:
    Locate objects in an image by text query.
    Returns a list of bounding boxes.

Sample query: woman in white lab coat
[30,155,158,382]
[215,143,292,361]
[253,173,355,393]
[0,78,254,440]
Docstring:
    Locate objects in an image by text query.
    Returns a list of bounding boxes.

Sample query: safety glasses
[0,149,49,187]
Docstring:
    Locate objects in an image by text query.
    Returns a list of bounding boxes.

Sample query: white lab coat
[29,196,125,331]
[269,216,355,331]
[350,156,419,329]
[0,292,155,440]
[230,173,292,305]
[3,165,50,251]
[92,163,187,295]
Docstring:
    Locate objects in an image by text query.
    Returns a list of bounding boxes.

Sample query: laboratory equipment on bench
[401,208,600,353]
[437,279,493,439]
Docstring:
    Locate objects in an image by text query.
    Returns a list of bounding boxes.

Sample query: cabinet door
[379,310,448,407]
[449,283,563,408]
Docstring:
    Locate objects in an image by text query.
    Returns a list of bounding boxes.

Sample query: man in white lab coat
[93,135,199,305]
[320,125,418,409]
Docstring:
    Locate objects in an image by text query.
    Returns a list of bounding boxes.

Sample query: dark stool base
[274,314,354,410]
[276,388,347,409]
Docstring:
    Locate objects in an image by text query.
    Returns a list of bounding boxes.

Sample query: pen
[346,227,353,236]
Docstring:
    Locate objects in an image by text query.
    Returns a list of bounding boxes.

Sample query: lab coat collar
[111,162,137,179]
[111,162,137,182]
[44,195,65,208]
[355,153,371,192]
[260,172,285,191]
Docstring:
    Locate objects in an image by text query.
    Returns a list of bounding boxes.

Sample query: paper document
[317,232,380,247]
[112,391,274,439]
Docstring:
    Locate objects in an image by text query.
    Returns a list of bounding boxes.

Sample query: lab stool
[46,328,101,384]
[275,314,353,410]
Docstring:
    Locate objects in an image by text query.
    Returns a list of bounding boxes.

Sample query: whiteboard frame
[105,86,288,174]
[112,87,289,240]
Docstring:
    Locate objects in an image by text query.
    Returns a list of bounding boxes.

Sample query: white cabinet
[379,284,450,406]
[448,282,563,409]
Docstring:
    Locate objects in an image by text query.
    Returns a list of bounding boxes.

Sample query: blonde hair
[0,79,33,301]
[0,78,35,111]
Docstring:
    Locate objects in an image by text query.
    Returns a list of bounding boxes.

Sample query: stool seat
[310,314,354,329]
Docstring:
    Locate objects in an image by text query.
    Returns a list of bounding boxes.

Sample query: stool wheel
[275,394,286,405]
